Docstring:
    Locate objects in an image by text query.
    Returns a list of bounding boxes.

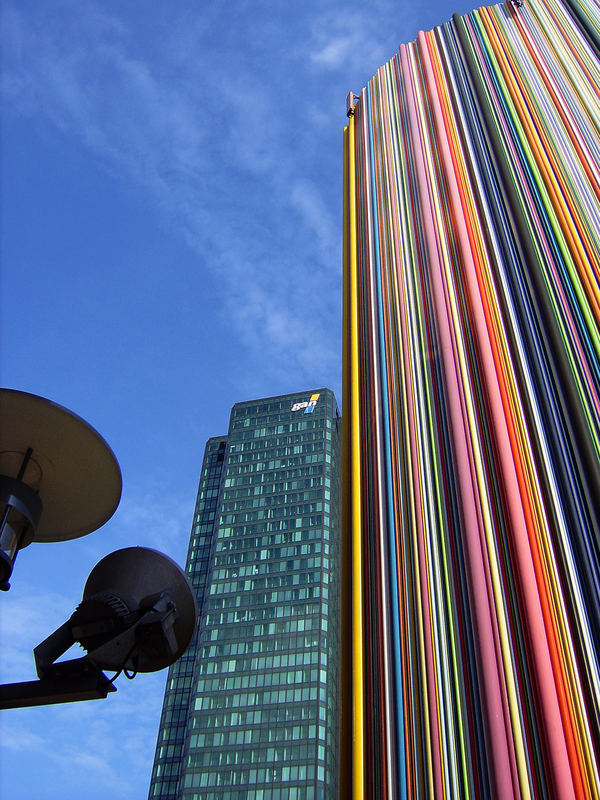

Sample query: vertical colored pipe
[342,0,600,795]
[347,109,366,800]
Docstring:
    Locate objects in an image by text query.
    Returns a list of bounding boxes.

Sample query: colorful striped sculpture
[342,0,600,796]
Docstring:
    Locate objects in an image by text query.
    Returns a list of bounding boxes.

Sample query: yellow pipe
[344,106,365,800]
[341,122,353,800]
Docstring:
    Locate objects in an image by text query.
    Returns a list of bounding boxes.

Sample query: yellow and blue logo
[291,393,320,414]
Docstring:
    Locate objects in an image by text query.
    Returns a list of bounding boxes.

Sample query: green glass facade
[148,390,341,800]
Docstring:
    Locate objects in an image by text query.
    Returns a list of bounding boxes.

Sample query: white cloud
[114,487,192,561]
[0,587,74,682]
[291,178,338,259]
[306,10,396,75]
[0,677,165,799]
[311,36,355,69]
[3,0,344,392]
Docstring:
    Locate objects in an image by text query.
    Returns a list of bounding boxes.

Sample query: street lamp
[0,389,198,709]
[0,388,121,589]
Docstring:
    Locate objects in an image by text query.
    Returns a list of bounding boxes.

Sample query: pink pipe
[417,28,575,800]
[402,38,517,798]
[399,45,445,799]
[417,34,521,798]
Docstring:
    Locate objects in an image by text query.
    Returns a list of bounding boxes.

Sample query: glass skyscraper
[148,389,341,800]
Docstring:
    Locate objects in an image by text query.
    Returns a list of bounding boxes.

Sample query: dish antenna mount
[0,547,198,709]
[0,389,198,709]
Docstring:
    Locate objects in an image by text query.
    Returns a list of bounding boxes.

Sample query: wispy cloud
[0,587,73,682]
[3,0,346,393]
[0,671,166,799]
[311,36,355,69]
[291,178,338,259]
[307,9,399,73]
[114,486,193,559]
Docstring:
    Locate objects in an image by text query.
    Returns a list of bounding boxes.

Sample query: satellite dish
[0,547,198,709]
[72,547,198,673]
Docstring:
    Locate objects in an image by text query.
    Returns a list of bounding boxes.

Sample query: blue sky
[1,0,477,797]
